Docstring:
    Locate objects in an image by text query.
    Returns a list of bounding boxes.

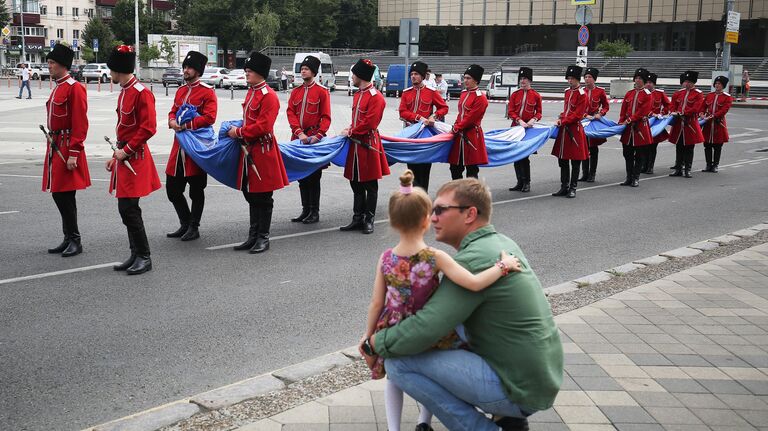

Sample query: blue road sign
[50,40,56,48]
[578,26,589,46]
[93,39,99,52]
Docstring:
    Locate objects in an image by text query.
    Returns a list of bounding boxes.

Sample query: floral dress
[372,247,464,379]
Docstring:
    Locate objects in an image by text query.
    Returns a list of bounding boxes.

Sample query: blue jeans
[18,80,31,98]
[385,349,534,431]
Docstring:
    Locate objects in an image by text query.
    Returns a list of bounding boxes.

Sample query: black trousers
[558,159,581,188]
[166,173,207,227]
[581,146,599,176]
[297,168,323,208]
[242,191,274,236]
[118,197,150,256]
[674,141,696,169]
[349,179,378,218]
[406,163,432,192]
[623,145,649,178]
[704,143,723,165]
[513,157,531,184]
[645,143,658,169]
[52,190,79,239]
[450,164,479,180]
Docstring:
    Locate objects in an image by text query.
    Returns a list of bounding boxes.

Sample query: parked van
[292,52,336,90]
[383,64,411,97]
[486,69,519,99]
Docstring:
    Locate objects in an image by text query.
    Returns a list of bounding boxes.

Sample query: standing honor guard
[228,52,290,253]
[165,51,218,241]
[286,55,331,224]
[701,75,733,173]
[507,66,541,192]
[669,70,705,178]
[579,67,610,183]
[398,60,448,192]
[552,65,588,199]
[339,59,390,235]
[449,64,489,180]
[43,43,91,257]
[106,45,162,275]
[643,72,670,174]
[618,68,653,188]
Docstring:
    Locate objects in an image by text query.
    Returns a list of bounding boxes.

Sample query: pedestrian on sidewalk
[741,68,750,101]
[364,177,563,431]
[17,63,32,99]
[280,67,288,92]
[360,170,521,431]
[700,75,733,173]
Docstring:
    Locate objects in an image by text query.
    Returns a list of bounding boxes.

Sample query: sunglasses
[431,205,470,216]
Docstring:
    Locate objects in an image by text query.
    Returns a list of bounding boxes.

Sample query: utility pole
[721,0,735,72]
[134,0,140,79]
[17,0,27,63]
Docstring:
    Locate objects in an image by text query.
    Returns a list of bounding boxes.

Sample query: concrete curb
[85,222,768,431]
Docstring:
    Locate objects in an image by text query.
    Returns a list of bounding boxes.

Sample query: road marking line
[740,136,768,144]
[0,174,230,187]
[0,211,20,215]
[729,133,756,138]
[0,262,121,286]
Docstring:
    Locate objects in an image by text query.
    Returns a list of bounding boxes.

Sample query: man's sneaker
[414,424,434,431]
[495,416,530,431]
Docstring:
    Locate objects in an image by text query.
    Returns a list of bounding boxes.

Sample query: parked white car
[15,63,46,80]
[82,63,111,83]
[201,67,229,88]
[223,69,248,88]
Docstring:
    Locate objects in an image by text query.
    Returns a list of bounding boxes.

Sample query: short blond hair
[389,170,432,232]
[436,178,492,222]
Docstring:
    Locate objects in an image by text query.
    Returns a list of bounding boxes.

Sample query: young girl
[360,170,522,431]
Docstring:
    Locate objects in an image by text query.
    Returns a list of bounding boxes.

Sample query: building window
[40,5,47,15]
[73,8,79,17]
[56,6,63,16]
[57,29,64,39]
[73,29,80,39]
[88,9,94,18]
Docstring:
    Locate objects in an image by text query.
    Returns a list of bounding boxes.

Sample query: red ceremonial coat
[344,83,390,182]
[233,81,290,193]
[42,74,91,192]
[398,84,449,125]
[702,91,732,144]
[650,89,671,143]
[287,80,331,140]
[108,77,162,198]
[668,88,705,146]
[552,87,589,161]
[449,87,489,166]
[165,79,218,177]
[508,88,542,125]
[584,86,610,146]
[619,87,653,147]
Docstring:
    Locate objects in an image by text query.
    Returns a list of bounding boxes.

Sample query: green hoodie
[374,225,563,411]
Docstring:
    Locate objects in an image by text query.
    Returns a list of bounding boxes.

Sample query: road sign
[571,0,596,4]
[1,26,10,37]
[50,40,56,48]
[726,11,740,32]
[578,26,589,46]
[93,38,99,53]
[725,31,739,44]
[398,44,419,57]
[575,5,593,25]
[72,39,78,51]
[399,18,419,44]
[576,46,588,67]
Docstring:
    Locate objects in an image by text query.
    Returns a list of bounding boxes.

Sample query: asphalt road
[1,85,767,430]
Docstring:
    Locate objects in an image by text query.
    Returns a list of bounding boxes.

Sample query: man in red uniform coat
[339,59,390,235]
[106,45,162,275]
[643,72,670,174]
[398,60,448,192]
[701,75,733,173]
[166,50,218,241]
[450,64,489,180]
[286,55,331,224]
[669,70,705,178]
[507,67,541,193]
[43,43,91,257]
[228,51,290,253]
[618,68,653,188]
[579,67,610,183]
[552,65,589,198]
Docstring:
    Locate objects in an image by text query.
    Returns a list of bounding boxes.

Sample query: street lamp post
[16,0,27,63]
[134,0,140,79]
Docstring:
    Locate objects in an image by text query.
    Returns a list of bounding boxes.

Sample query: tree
[138,42,160,66]
[596,39,634,79]
[172,0,251,63]
[300,0,339,47]
[110,0,168,44]
[159,36,176,65]
[82,16,115,61]
[245,3,280,50]
[0,1,11,30]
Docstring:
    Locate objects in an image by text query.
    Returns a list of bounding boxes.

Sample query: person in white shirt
[424,69,437,90]
[435,73,449,101]
[17,63,32,99]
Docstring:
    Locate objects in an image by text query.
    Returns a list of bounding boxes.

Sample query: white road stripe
[207,156,768,250]
[0,211,20,215]
[728,133,756,138]
[740,136,768,144]
[0,173,230,187]
[0,262,121,286]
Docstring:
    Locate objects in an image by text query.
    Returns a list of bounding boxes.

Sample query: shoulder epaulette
[261,86,269,95]
[643,88,651,95]
[134,82,145,92]
[65,77,76,85]
[200,82,213,89]
[370,87,377,96]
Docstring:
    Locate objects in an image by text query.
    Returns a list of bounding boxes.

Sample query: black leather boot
[234,206,259,251]
[631,176,640,187]
[509,163,523,191]
[669,169,683,177]
[340,192,365,231]
[249,208,272,253]
[566,179,577,198]
[712,164,719,173]
[644,159,655,174]
[552,163,569,196]
[362,212,375,234]
[620,175,632,186]
[509,182,524,191]
[521,182,531,193]
[291,186,311,222]
[126,228,152,275]
[684,168,693,178]
[302,206,319,224]
[114,230,136,271]
[578,159,589,181]
[48,237,69,254]
[552,184,568,196]
[166,224,188,238]
[180,221,200,241]
[61,231,82,257]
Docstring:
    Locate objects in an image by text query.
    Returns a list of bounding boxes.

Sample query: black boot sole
[233,240,257,251]
[180,231,200,241]
[61,246,83,257]
[126,262,152,275]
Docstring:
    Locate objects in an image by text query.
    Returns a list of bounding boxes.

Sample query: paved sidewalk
[235,243,768,431]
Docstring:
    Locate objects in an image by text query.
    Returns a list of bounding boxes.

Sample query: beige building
[379,0,768,56]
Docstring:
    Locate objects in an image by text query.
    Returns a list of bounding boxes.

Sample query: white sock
[417,402,433,425]
[385,379,404,431]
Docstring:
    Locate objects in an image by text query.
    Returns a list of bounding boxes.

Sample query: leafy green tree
[138,42,161,66]
[596,39,634,79]
[159,36,176,64]
[0,1,11,30]
[82,16,115,61]
[110,0,169,44]
[245,3,280,50]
